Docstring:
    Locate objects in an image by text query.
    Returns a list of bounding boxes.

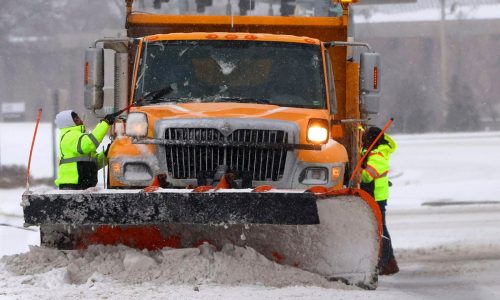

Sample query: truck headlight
[307,119,329,144]
[126,112,148,138]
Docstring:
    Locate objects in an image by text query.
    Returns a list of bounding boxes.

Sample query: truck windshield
[134,40,326,109]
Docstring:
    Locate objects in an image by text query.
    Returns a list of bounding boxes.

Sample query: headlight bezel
[307,118,329,144]
[299,167,329,185]
[125,112,148,138]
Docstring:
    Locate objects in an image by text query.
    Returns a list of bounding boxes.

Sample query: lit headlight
[307,119,329,144]
[125,112,148,137]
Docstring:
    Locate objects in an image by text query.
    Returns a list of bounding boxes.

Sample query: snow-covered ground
[1,130,500,299]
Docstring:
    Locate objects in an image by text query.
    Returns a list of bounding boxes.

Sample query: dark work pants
[377,200,395,268]
[59,184,87,190]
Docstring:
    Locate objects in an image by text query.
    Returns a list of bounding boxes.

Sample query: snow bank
[389,132,500,209]
[0,122,110,180]
[0,123,54,178]
[1,244,351,289]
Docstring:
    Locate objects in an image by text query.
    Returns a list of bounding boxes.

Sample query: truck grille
[164,128,288,181]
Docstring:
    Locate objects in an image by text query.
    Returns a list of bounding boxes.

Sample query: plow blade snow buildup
[22,188,382,289]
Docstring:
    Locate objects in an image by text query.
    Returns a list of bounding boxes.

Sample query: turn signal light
[84,62,89,85]
[111,163,121,175]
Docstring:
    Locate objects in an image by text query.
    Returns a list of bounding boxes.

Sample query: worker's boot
[379,258,399,276]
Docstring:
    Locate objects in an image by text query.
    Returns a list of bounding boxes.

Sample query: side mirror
[84,48,104,110]
[359,52,381,115]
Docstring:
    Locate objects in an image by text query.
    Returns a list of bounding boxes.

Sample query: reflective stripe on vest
[364,165,379,179]
[370,152,385,158]
[366,164,389,179]
[77,133,99,154]
[59,156,98,165]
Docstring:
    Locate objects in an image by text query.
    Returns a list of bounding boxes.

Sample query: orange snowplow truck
[23,0,383,289]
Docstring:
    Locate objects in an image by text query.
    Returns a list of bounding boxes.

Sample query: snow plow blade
[22,188,382,289]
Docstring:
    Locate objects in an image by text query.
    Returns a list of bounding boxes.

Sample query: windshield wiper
[212,97,271,105]
[135,85,174,105]
[152,97,198,104]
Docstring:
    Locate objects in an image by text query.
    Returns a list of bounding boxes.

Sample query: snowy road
[382,205,500,300]
[1,131,499,299]
[1,200,499,300]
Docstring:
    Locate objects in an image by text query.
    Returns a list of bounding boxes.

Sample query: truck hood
[130,102,330,126]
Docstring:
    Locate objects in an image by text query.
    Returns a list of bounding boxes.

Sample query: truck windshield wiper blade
[137,95,198,105]
[214,97,271,105]
[149,97,198,104]
[136,85,174,105]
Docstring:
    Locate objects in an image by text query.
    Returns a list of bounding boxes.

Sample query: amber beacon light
[336,0,359,4]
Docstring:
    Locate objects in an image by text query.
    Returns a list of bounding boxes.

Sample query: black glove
[361,158,367,169]
[102,111,121,125]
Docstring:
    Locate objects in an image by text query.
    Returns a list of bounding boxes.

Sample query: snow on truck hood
[129,103,330,125]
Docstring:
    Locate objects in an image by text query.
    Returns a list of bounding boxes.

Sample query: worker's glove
[361,159,367,169]
[102,111,121,125]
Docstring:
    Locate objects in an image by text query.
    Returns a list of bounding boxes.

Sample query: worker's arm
[76,121,110,155]
[361,153,389,183]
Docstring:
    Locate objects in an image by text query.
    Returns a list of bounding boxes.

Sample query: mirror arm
[324,41,373,52]
[94,38,131,53]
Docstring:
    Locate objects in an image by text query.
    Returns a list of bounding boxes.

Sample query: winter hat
[362,126,386,149]
[55,110,78,128]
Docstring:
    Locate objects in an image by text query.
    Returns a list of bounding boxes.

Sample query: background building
[0,0,499,132]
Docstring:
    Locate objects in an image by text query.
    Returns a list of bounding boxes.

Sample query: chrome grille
[164,128,288,181]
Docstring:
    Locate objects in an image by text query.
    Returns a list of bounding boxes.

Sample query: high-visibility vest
[361,134,397,201]
[55,121,109,188]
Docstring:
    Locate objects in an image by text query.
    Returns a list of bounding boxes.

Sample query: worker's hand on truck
[102,111,121,125]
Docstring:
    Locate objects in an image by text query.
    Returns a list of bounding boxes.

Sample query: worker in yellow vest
[54,110,118,190]
[361,126,399,276]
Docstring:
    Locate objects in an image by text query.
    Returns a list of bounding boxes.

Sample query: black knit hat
[362,126,385,149]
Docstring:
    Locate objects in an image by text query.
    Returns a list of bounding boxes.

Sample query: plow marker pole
[26,108,43,191]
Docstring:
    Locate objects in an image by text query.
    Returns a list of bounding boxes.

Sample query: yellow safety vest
[361,134,397,201]
[55,121,109,187]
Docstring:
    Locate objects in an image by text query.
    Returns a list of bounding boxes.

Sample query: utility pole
[439,0,448,122]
